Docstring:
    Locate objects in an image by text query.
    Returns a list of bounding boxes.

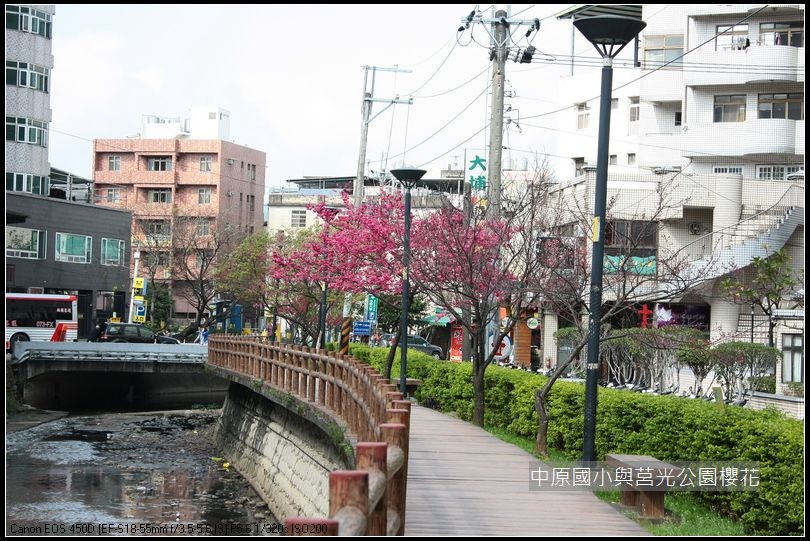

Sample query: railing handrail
[208,336,410,535]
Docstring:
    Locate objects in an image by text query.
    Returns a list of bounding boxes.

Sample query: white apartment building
[548,5,803,397]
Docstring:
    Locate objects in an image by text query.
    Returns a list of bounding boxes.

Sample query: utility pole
[353,65,413,207]
[487,9,508,220]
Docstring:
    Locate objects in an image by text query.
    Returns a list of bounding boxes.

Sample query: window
[106,187,120,203]
[756,165,803,181]
[627,153,636,165]
[248,163,257,181]
[629,97,640,122]
[716,24,748,50]
[198,188,212,204]
[6,5,52,38]
[101,238,124,266]
[141,220,171,238]
[6,226,45,259]
[782,334,803,383]
[291,210,307,228]
[714,95,746,122]
[644,35,684,67]
[196,250,213,269]
[147,157,172,171]
[605,221,658,275]
[713,165,743,175]
[145,252,170,268]
[760,22,803,48]
[5,60,49,92]
[148,189,172,203]
[6,172,49,195]
[200,156,212,172]
[55,232,92,263]
[576,103,590,129]
[609,155,617,165]
[611,98,618,110]
[6,116,48,146]
[758,93,803,120]
[196,219,210,236]
[108,155,121,171]
[574,157,586,176]
[674,110,682,126]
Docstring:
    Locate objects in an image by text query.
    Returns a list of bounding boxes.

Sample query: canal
[5,409,278,536]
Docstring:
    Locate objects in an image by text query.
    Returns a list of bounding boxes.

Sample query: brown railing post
[380,423,408,536]
[330,471,369,534]
[357,442,388,536]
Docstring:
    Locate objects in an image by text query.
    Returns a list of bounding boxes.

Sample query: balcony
[682,119,803,157]
[683,45,802,87]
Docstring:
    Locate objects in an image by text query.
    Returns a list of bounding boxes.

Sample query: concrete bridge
[10,342,223,410]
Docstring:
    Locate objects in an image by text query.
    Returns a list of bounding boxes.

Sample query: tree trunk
[535,388,550,456]
[535,342,586,456]
[384,342,397,380]
[472,362,485,426]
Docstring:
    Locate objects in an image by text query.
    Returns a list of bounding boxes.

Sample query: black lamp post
[391,167,427,395]
[573,15,646,463]
[318,207,340,349]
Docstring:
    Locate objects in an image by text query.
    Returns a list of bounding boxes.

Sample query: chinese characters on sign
[528,462,760,491]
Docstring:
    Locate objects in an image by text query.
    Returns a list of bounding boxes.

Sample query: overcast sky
[50,4,578,188]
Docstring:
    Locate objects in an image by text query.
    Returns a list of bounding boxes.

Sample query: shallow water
[5,411,277,536]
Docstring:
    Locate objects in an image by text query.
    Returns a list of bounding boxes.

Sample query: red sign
[450,322,464,361]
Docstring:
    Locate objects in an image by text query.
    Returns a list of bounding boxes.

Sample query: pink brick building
[93,109,265,322]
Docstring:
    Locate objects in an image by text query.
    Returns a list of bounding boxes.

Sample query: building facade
[93,108,266,323]
[6,5,133,338]
[5,4,54,196]
[546,5,804,395]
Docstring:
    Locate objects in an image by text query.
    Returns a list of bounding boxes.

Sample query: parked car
[96,323,180,344]
[379,333,444,359]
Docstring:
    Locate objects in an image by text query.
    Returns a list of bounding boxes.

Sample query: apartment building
[545,5,803,398]
[93,108,266,321]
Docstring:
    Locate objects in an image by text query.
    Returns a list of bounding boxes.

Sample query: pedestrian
[88,320,107,342]
[201,326,210,345]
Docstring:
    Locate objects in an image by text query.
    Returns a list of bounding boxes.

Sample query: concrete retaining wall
[215,381,352,519]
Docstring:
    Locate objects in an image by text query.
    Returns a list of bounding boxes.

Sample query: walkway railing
[208,336,410,536]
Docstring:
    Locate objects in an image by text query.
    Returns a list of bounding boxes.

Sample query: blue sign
[353,321,371,336]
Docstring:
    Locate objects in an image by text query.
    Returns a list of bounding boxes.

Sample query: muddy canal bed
[6,410,276,535]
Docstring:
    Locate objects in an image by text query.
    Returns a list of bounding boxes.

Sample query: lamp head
[390,167,427,189]
[573,15,646,59]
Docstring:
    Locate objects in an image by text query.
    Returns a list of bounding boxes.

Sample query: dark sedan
[96,323,180,344]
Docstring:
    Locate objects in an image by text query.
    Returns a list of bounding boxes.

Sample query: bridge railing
[208,336,410,536]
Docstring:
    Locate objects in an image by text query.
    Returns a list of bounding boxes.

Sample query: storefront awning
[423,309,457,326]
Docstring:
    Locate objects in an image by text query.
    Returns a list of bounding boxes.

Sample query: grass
[485,425,745,536]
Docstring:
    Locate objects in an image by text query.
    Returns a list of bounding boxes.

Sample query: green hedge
[352,347,804,536]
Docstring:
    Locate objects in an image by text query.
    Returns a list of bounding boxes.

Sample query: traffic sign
[133,315,146,323]
[136,305,146,317]
[353,321,371,336]
[367,295,378,322]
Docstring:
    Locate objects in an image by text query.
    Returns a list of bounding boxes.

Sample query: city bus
[5,293,79,349]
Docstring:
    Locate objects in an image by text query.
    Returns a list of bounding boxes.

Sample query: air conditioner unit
[27,287,45,294]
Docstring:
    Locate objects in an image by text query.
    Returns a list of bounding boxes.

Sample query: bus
[5,293,79,349]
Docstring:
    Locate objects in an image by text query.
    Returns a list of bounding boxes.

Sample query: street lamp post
[128,248,141,324]
[318,207,340,350]
[391,167,427,395]
[573,15,646,462]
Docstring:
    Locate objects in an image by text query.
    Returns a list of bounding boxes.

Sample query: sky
[49,4,578,189]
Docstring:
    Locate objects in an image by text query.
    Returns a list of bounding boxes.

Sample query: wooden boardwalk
[404,406,650,536]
